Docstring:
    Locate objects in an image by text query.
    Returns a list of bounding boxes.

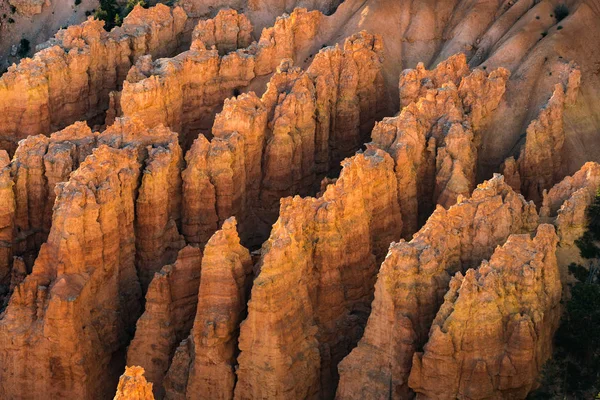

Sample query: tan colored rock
[0,4,187,154]
[127,246,202,398]
[0,145,143,399]
[336,174,538,400]
[8,0,46,17]
[234,148,402,399]
[191,9,254,54]
[409,224,562,399]
[114,366,155,400]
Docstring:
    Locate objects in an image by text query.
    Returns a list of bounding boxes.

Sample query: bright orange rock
[234,148,402,399]
[409,224,561,399]
[0,4,187,154]
[126,246,202,398]
[0,150,15,287]
[336,174,538,399]
[114,366,155,400]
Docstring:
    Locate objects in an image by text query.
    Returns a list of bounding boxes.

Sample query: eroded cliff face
[234,148,402,400]
[8,0,47,17]
[336,174,539,400]
[409,224,562,399]
[162,217,252,400]
[372,54,509,236]
[117,8,324,150]
[0,145,143,400]
[181,31,384,248]
[0,4,187,154]
[127,246,202,398]
[6,117,184,295]
[0,151,15,291]
[502,63,581,204]
[114,366,155,400]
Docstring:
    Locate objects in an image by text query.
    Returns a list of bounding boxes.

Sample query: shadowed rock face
[1,1,599,399]
[336,175,539,400]
[234,148,402,400]
[409,224,562,399]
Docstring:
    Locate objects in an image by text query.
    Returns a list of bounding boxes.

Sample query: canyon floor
[1,0,600,399]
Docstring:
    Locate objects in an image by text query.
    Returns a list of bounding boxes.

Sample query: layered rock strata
[127,246,202,398]
[114,366,155,400]
[0,151,15,289]
[0,146,144,399]
[191,9,254,54]
[163,217,252,400]
[408,224,562,399]
[0,4,187,154]
[8,117,184,293]
[373,54,510,236]
[234,148,402,399]
[182,31,384,248]
[8,0,46,17]
[502,64,581,204]
[336,174,539,399]
[117,8,324,150]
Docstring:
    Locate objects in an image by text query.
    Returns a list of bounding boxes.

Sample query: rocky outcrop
[372,54,509,236]
[181,31,384,248]
[336,174,538,399]
[114,366,155,400]
[8,117,184,293]
[502,64,581,205]
[118,8,324,150]
[191,9,253,54]
[126,246,202,398]
[0,4,187,154]
[408,224,562,399]
[163,217,252,400]
[0,151,15,288]
[8,0,46,17]
[234,148,402,399]
[0,145,143,399]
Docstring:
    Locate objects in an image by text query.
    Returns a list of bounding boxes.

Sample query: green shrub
[17,38,30,58]
[75,0,81,5]
[554,4,569,22]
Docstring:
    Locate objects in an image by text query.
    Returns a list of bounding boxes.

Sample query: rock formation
[8,0,46,17]
[0,4,187,154]
[127,246,202,398]
[0,151,14,289]
[234,148,402,399]
[191,9,254,54]
[0,146,143,399]
[163,217,252,400]
[502,64,581,204]
[7,117,184,293]
[117,8,324,150]
[372,54,509,236]
[408,224,562,399]
[181,31,384,248]
[114,366,155,400]
[336,174,538,399]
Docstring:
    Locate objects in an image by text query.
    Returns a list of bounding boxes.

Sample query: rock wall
[336,174,539,399]
[0,145,143,400]
[117,8,323,150]
[372,54,509,236]
[502,63,581,204]
[0,151,14,288]
[127,246,202,398]
[181,31,384,248]
[234,148,402,400]
[0,4,187,154]
[408,224,562,399]
[163,217,252,400]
